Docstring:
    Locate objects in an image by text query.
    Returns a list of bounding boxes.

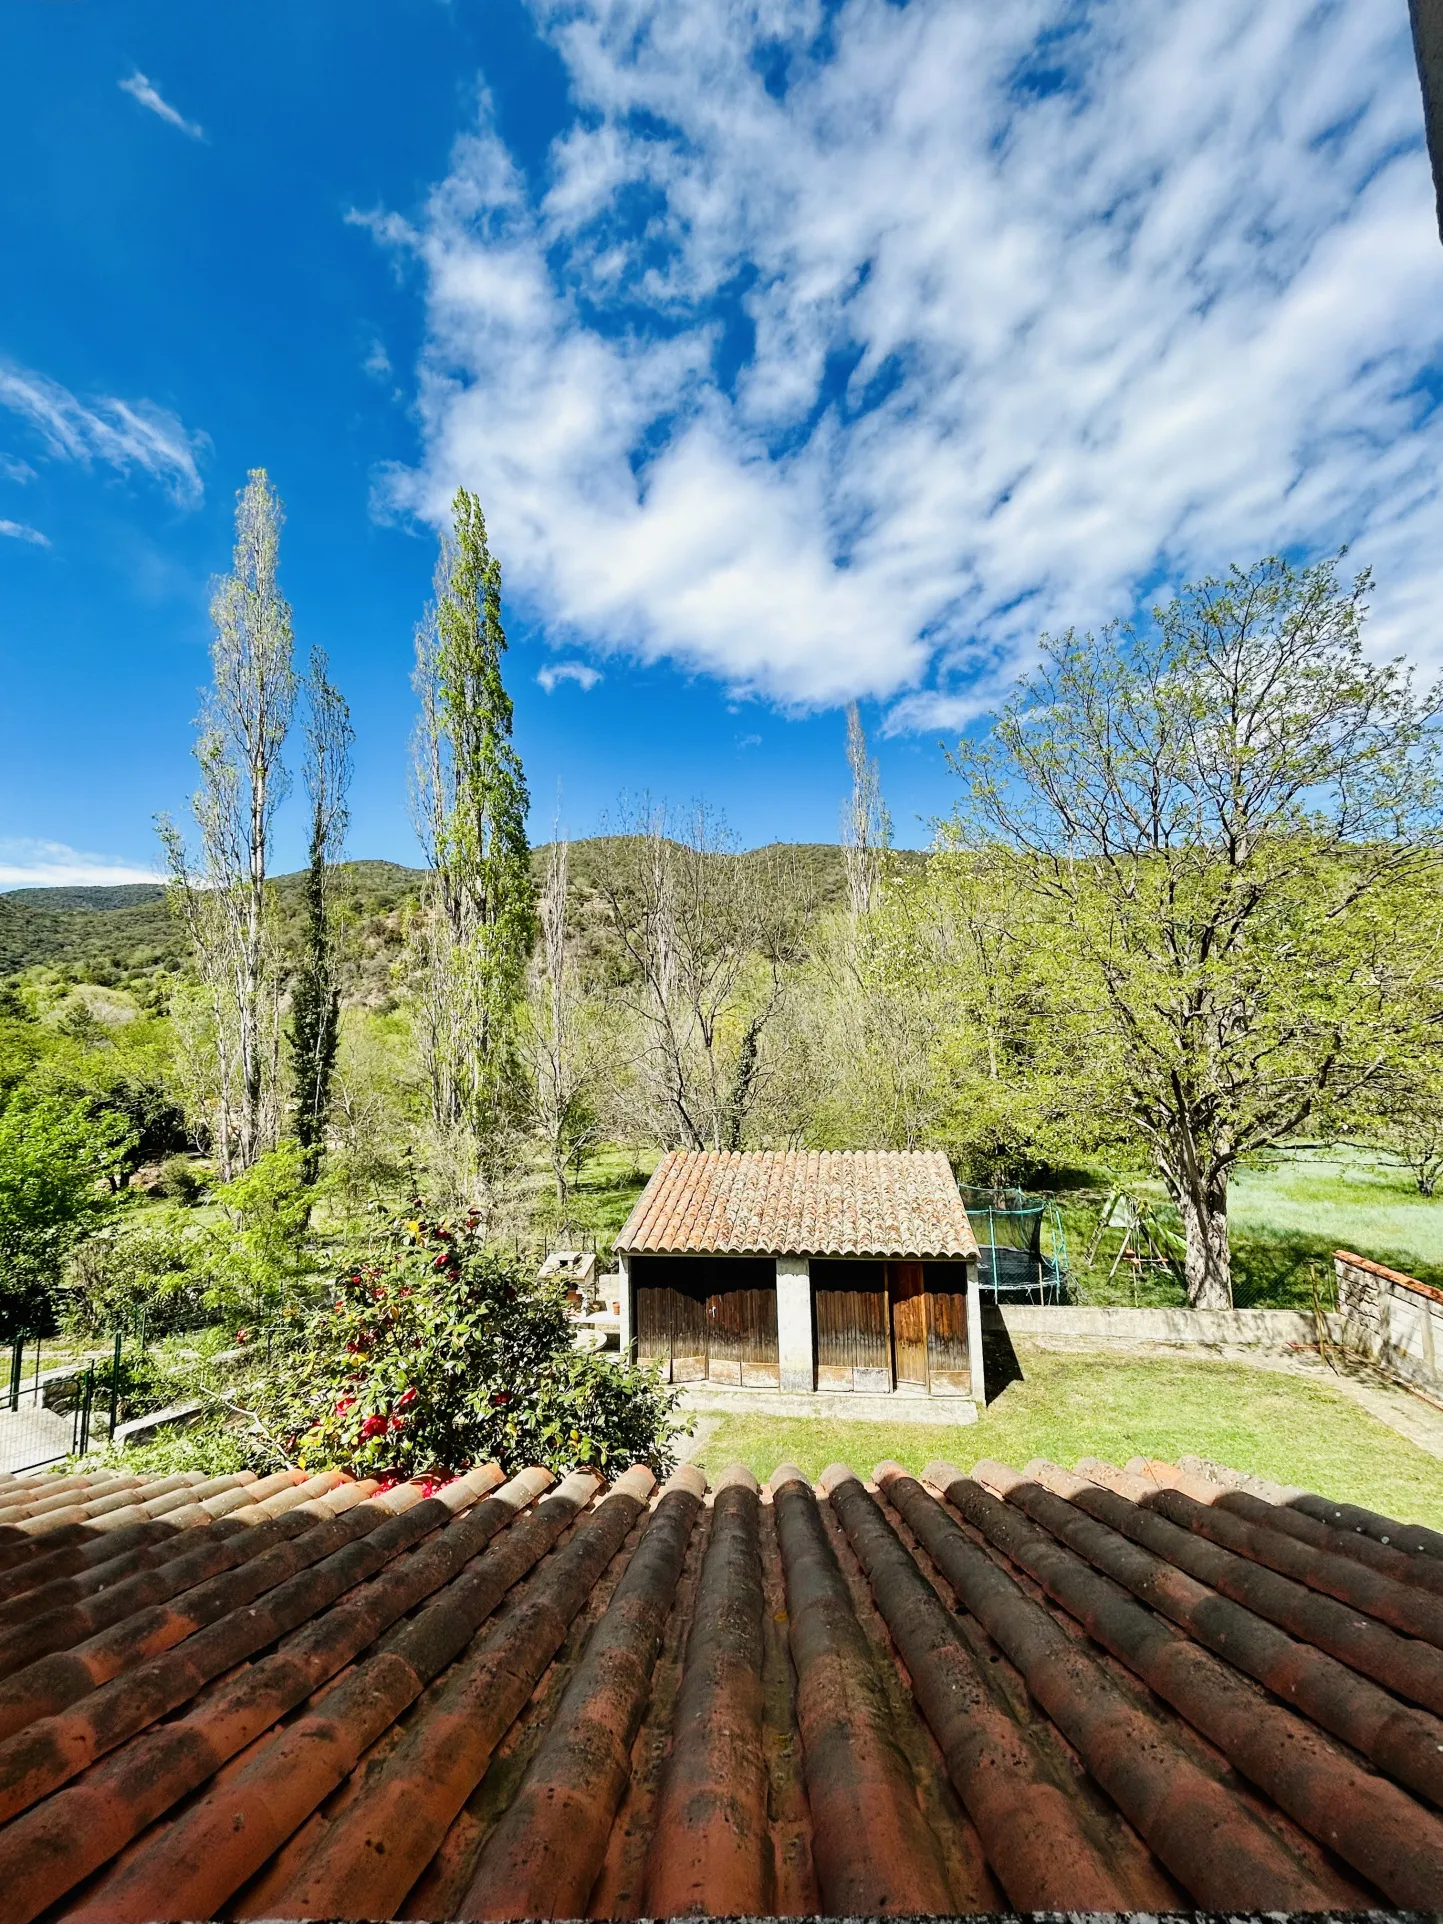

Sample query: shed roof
[0,1450,1441,1918]
[614,1147,979,1258]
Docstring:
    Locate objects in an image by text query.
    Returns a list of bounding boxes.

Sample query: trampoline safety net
[958,1186,1069,1304]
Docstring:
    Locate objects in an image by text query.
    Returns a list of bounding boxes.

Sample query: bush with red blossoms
[257,1207,681,1481]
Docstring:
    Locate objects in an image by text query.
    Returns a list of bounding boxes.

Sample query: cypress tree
[288,650,352,1183]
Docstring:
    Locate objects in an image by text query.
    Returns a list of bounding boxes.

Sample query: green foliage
[409,489,536,1173]
[0,1092,132,1337]
[951,553,1443,1304]
[289,649,352,1183]
[209,1140,316,1313]
[259,1207,679,1481]
[77,1417,258,1481]
[156,1153,204,1204]
[66,1213,210,1334]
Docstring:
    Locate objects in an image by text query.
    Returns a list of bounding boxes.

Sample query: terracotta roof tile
[1,1452,1442,1916]
[614,1149,979,1258]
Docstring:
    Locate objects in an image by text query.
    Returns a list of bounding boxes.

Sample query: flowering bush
[260,1208,680,1482]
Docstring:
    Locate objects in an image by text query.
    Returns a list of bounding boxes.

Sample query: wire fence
[2,1335,121,1475]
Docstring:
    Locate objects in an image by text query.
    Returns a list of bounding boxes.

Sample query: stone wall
[987,1303,1334,1349]
[1334,1250,1443,1398]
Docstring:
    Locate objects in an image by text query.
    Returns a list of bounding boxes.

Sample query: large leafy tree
[410,489,535,1191]
[0,1093,132,1338]
[953,554,1443,1307]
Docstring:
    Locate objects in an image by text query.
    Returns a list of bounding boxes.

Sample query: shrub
[67,1216,210,1336]
[256,1208,681,1482]
[156,1155,204,1205]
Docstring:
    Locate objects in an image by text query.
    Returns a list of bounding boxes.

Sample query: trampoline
[958,1185,1070,1304]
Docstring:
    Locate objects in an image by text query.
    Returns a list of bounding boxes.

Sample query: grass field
[686,1343,1443,1529]
[1056,1145,1443,1309]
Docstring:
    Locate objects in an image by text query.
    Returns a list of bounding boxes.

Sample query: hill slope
[0,842,921,994]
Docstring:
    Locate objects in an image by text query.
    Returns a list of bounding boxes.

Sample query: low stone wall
[986,1303,1332,1349]
[1335,1250,1443,1399]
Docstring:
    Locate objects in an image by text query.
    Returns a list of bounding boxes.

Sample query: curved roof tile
[613,1148,978,1258]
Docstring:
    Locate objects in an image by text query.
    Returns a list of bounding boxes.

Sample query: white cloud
[537,659,603,691]
[0,839,162,890]
[0,519,49,547]
[369,0,1443,726]
[0,360,206,506]
[363,337,393,380]
[119,71,204,141]
[0,455,35,484]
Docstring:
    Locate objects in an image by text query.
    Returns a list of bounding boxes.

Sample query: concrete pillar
[966,1256,986,1406]
[776,1256,814,1393]
[617,1252,634,1363]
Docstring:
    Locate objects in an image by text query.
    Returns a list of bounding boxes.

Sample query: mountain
[0,843,923,996]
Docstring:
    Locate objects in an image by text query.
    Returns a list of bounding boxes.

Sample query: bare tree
[528,829,601,1214]
[842,702,891,922]
[595,803,799,1149]
[160,470,296,1178]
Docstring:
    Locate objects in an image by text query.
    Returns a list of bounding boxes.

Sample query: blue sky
[1,1,1440,885]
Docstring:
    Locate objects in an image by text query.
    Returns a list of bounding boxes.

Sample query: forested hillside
[0,843,892,997]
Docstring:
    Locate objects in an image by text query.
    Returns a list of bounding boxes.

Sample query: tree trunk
[1179,1171,1232,1309]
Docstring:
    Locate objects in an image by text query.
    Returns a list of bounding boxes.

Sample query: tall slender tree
[409,489,534,1187]
[160,469,296,1178]
[288,649,353,1183]
[528,827,600,1214]
[842,702,891,923]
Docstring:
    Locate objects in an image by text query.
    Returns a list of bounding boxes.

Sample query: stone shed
[613,1149,983,1401]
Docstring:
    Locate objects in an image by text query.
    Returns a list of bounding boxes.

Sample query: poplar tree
[410,489,534,1186]
[288,649,353,1183]
[161,469,295,1177]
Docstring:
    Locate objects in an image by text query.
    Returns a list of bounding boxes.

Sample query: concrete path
[0,1405,72,1475]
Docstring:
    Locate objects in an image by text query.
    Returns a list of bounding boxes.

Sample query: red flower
[359,1413,387,1440]
[334,1395,355,1416]
[491,1390,512,1407]
[397,1387,418,1411]
[235,1328,249,1345]
[390,1413,406,1431]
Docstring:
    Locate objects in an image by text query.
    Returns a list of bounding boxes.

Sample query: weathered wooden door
[633,1255,776,1384]
[632,1258,707,1382]
[813,1259,891,1391]
[889,1261,929,1388]
[923,1262,971,1394]
[706,1264,779,1387]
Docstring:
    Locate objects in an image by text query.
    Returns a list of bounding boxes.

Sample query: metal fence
[1,1336,118,1476]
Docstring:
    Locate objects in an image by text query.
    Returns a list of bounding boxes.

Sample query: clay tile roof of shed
[614,1147,980,1258]
[1,1449,1443,1918]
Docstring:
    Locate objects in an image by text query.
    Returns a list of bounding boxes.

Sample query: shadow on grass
[980,1310,1026,1403]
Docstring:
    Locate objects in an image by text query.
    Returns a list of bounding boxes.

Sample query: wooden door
[889,1261,929,1388]
[632,1258,708,1383]
[707,1269,779,1387]
[813,1260,890,1391]
[923,1262,971,1395]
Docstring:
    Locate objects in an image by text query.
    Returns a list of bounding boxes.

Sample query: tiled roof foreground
[614,1148,980,1257]
[0,1454,1441,1918]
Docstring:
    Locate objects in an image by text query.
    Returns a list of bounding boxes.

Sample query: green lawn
[685,1344,1443,1529]
[1054,1145,1443,1309]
